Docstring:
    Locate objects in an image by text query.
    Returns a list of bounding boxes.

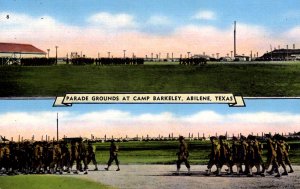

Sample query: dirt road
[68,165,300,189]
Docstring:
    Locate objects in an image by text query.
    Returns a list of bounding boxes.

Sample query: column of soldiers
[95,58,144,65]
[202,134,294,177]
[0,134,295,177]
[0,140,98,175]
[179,58,207,65]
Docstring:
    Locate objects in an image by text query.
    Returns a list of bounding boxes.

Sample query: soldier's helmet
[210,136,217,141]
[178,136,184,141]
[219,135,226,140]
[273,134,281,140]
[240,135,247,140]
[265,134,272,139]
[232,136,238,141]
[247,135,254,140]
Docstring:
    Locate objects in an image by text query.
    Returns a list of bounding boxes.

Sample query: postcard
[0,0,299,189]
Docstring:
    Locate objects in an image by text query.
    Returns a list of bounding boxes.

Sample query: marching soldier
[50,142,63,174]
[278,137,294,173]
[231,136,245,175]
[87,141,98,171]
[34,142,44,173]
[245,135,265,177]
[105,139,120,171]
[274,135,288,176]
[219,135,233,175]
[262,135,281,177]
[206,136,221,176]
[176,136,190,175]
[70,141,81,174]
[60,141,71,173]
[79,141,88,174]
[2,143,11,174]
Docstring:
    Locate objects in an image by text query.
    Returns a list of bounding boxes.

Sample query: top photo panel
[1,0,300,97]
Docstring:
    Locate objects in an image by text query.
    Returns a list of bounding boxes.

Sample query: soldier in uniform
[231,136,245,175]
[261,135,281,177]
[87,141,98,171]
[70,141,82,174]
[206,136,221,176]
[245,135,265,177]
[33,142,44,173]
[50,142,63,174]
[105,139,120,171]
[278,137,294,173]
[79,141,88,174]
[175,136,190,175]
[219,135,233,175]
[274,135,288,176]
[2,143,10,174]
[60,141,71,173]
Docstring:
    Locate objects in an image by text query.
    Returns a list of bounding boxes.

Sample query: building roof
[0,42,46,54]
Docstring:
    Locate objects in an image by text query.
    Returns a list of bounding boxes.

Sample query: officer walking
[87,141,98,171]
[105,139,120,171]
[176,136,190,175]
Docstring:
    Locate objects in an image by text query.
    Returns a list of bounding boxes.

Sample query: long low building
[0,42,46,59]
[258,49,300,61]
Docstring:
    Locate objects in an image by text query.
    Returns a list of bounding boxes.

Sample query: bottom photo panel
[0,98,299,189]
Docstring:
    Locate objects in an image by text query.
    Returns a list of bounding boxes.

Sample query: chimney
[234,21,237,57]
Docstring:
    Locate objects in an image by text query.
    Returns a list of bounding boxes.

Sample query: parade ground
[1,62,300,97]
[68,165,300,189]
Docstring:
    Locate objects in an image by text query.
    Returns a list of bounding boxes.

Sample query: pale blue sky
[0,99,299,139]
[1,0,300,57]
[1,0,300,33]
[0,99,299,115]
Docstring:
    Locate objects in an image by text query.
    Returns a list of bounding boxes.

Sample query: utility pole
[123,50,126,59]
[55,46,58,64]
[56,113,59,141]
[234,21,237,57]
[187,52,191,59]
[47,49,50,59]
[286,45,289,61]
[108,51,111,58]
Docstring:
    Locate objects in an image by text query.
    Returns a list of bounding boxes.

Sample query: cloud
[87,12,138,30]
[0,11,299,58]
[147,15,171,26]
[283,26,300,40]
[192,10,216,20]
[0,110,299,140]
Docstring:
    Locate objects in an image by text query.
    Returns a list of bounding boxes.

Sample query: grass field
[1,62,300,97]
[93,140,300,165]
[0,175,114,189]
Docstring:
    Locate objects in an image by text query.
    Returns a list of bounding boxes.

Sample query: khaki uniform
[206,138,221,175]
[263,138,280,176]
[279,140,293,173]
[276,141,288,174]
[176,140,190,170]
